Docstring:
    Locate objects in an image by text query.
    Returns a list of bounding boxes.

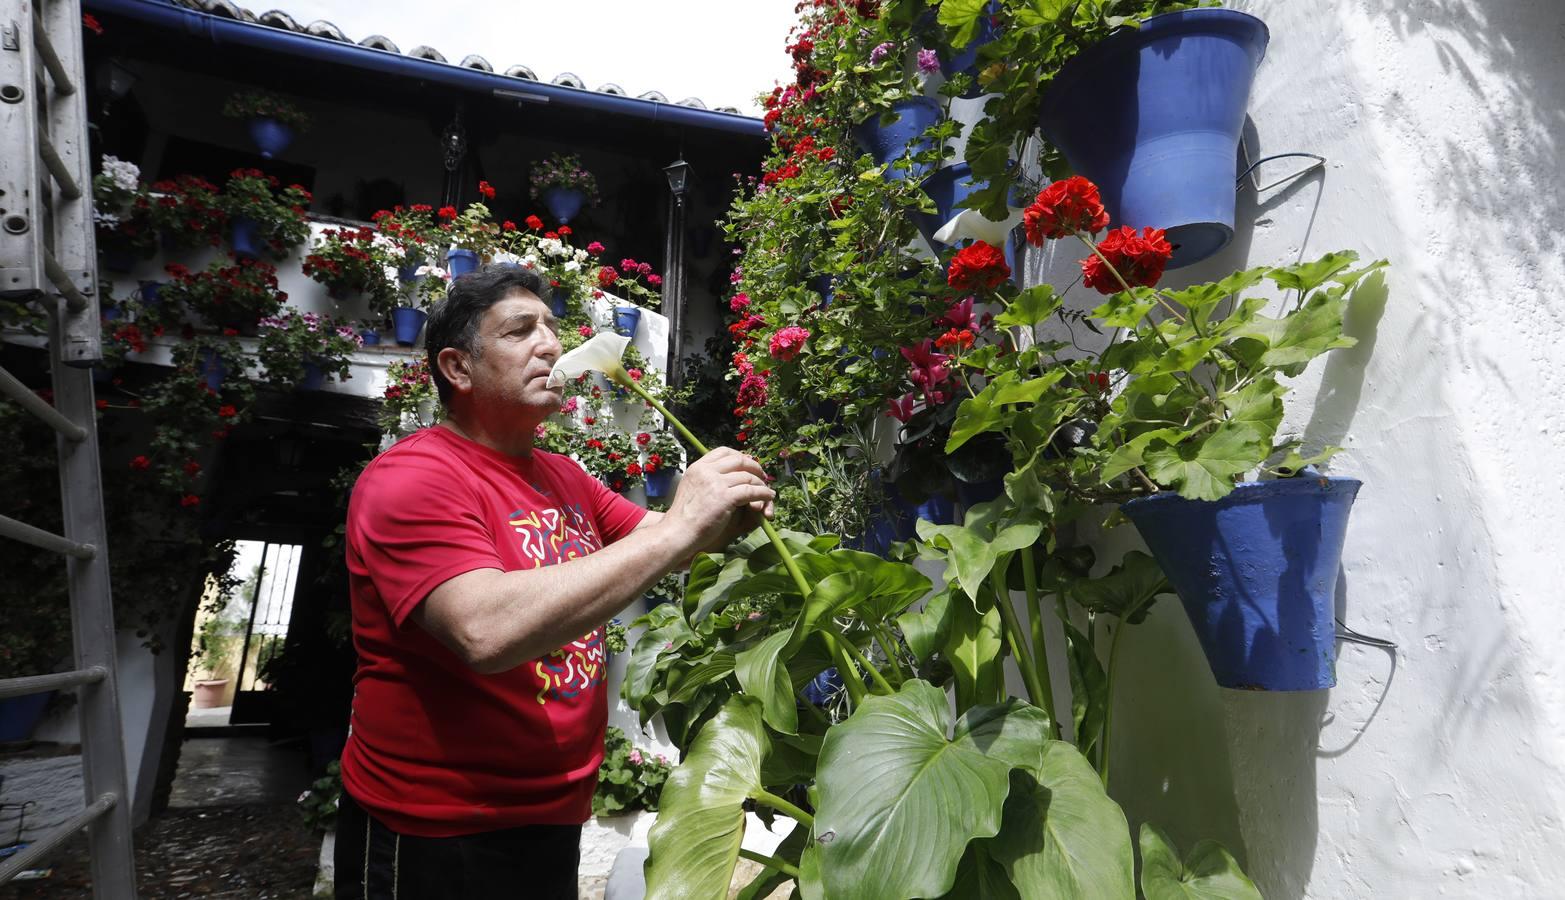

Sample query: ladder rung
[0,514,96,559]
[0,365,88,441]
[0,667,107,700]
[37,132,83,200]
[0,794,115,886]
[41,251,91,312]
[29,5,77,96]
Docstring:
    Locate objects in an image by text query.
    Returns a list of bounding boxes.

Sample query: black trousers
[334,789,582,899]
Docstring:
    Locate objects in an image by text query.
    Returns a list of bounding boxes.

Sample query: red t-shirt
[340,425,646,837]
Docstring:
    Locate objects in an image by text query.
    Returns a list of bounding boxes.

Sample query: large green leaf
[645,697,769,900]
[1070,551,1169,625]
[985,745,1136,899]
[918,519,1042,602]
[994,284,1063,329]
[942,842,1023,900]
[668,651,736,703]
[1143,424,1270,501]
[624,614,699,713]
[735,631,798,735]
[945,589,1005,711]
[687,553,753,623]
[1266,250,1359,294]
[812,683,1051,900]
[1139,824,1262,900]
[1063,620,1107,761]
[937,0,989,46]
[897,583,954,664]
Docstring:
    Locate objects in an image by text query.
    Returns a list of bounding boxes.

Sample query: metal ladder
[0,0,138,895]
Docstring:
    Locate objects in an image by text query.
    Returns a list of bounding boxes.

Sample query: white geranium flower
[574,249,590,264]
[562,260,580,273]
[101,155,140,193]
[934,206,1024,248]
[538,238,569,258]
[548,332,630,388]
[522,254,540,268]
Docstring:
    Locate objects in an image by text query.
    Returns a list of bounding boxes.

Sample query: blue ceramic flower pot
[955,476,1005,509]
[0,691,54,742]
[810,274,835,308]
[940,1,999,98]
[197,348,226,392]
[917,163,990,248]
[247,116,294,160]
[446,248,479,278]
[298,360,326,391]
[612,306,642,338]
[397,264,423,283]
[1121,475,1360,691]
[851,97,942,182]
[551,294,569,318]
[802,668,843,706]
[392,307,427,346]
[138,280,164,308]
[229,216,262,260]
[359,329,381,346]
[644,467,676,498]
[1037,9,1268,269]
[543,186,587,224]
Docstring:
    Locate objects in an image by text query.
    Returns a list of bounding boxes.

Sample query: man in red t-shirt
[336,264,773,899]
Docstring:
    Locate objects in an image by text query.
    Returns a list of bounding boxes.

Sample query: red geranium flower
[769,326,811,362]
[129,455,151,470]
[183,460,202,476]
[437,205,458,220]
[180,494,200,508]
[935,328,975,352]
[597,266,619,287]
[525,215,544,230]
[947,241,1010,292]
[626,462,643,478]
[1023,176,1111,245]
[478,181,495,200]
[1080,226,1173,294]
[218,405,237,419]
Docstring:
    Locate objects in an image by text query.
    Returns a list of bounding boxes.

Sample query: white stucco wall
[1014,3,1565,896]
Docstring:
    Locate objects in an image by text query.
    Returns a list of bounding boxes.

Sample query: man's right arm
[413,447,773,674]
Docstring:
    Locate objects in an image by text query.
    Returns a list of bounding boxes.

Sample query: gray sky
[273,0,798,115]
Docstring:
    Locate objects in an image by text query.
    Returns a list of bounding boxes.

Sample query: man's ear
[436,346,472,395]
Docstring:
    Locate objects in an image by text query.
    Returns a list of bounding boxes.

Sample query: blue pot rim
[1122,475,1362,514]
[1043,9,1269,117]
[446,248,479,260]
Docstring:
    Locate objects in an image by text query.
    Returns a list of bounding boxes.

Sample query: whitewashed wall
[1016,2,1565,896]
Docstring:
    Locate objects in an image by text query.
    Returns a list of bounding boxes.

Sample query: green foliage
[1139,824,1263,900]
[592,726,672,817]
[222,88,311,130]
[297,760,342,833]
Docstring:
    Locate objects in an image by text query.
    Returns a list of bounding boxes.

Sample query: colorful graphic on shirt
[534,630,606,705]
[509,502,607,705]
[508,503,601,567]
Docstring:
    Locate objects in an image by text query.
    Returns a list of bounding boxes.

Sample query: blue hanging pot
[940,1,1000,98]
[916,163,990,248]
[550,294,569,318]
[0,691,55,742]
[1037,9,1269,269]
[1121,475,1361,691]
[906,493,956,527]
[644,467,676,499]
[392,306,427,346]
[851,97,942,182]
[137,280,164,308]
[802,668,843,706]
[359,328,381,346]
[298,360,326,391]
[955,476,1005,510]
[612,306,642,337]
[446,247,479,278]
[197,347,226,392]
[542,186,587,224]
[810,274,835,308]
[229,216,262,260]
[247,116,295,160]
[397,264,424,283]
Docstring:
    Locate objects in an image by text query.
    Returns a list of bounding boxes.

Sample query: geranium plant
[218,168,313,259]
[256,310,363,388]
[221,89,312,131]
[529,152,600,206]
[378,358,439,433]
[303,226,399,312]
[439,200,500,255]
[145,174,227,250]
[92,154,157,262]
[160,256,287,332]
[592,726,672,817]
[372,204,443,268]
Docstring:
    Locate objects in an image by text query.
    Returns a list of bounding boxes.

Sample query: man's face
[463,291,564,417]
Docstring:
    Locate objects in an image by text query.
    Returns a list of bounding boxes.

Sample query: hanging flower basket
[246,116,294,160]
[392,307,428,346]
[229,215,262,260]
[543,187,587,225]
[1037,9,1269,269]
[446,248,479,278]
[916,163,988,248]
[644,467,676,499]
[850,97,942,183]
[1121,475,1361,691]
[612,306,642,338]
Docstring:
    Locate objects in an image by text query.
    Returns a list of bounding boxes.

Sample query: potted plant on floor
[256,310,364,391]
[190,614,239,709]
[638,428,682,499]
[217,167,313,261]
[223,88,312,160]
[530,152,600,225]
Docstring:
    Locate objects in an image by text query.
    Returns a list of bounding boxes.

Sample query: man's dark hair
[424,264,552,404]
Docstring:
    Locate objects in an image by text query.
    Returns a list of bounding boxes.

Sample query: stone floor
[0,736,319,899]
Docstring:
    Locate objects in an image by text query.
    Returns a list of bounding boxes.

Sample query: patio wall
[1018,1,1565,896]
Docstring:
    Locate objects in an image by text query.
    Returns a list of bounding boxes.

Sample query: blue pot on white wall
[939,1,1000,98]
[612,306,641,338]
[229,216,263,260]
[851,97,942,182]
[1121,474,1361,691]
[247,116,294,160]
[446,248,479,278]
[916,163,990,249]
[542,187,587,224]
[392,307,427,346]
[644,467,676,499]
[1037,9,1269,268]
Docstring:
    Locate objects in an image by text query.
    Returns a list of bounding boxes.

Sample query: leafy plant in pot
[159,256,287,334]
[222,88,311,160]
[256,310,363,390]
[217,168,312,261]
[92,154,157,271]
[145,174,227,252]
[529,152,600,225]
[303,225,398,310]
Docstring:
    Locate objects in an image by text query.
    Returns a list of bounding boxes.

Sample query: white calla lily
[547,331,631,389]
[933,206,1025,247]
